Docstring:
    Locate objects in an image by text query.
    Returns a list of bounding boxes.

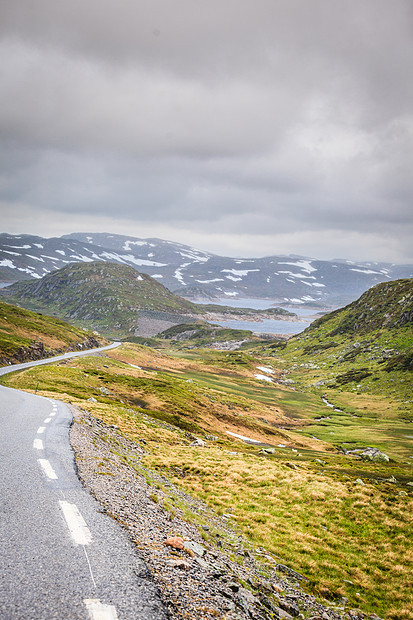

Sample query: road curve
[0,344,168,619]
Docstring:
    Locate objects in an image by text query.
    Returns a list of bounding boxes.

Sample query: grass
[0,300,105,361]
[2,340,412,618]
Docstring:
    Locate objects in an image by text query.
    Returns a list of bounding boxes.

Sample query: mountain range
[1,232,411,307]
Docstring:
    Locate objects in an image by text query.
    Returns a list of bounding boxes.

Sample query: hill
[0,300,105,365]
[1,232,412,307]
[267,278,413,437]
[1,262,203,339]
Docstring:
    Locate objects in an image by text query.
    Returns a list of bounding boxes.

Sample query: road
[0,344,168,619]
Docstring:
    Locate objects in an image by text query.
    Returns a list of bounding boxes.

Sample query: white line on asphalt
[38,459,58,480]
[44,417,51,423]
[50,411,56,417]
[84,599,119,620]
[59,501,92,545]
[33,438,44,450]
[37,426,45,434]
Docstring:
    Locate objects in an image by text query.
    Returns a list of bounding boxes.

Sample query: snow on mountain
[0,232,412,307]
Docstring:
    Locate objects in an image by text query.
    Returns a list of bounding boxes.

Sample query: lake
[196,297,316,335]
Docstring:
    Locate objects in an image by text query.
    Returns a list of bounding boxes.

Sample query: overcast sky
[0,1,412,263]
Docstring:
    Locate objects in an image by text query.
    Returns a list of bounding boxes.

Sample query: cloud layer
[1,0,412,262]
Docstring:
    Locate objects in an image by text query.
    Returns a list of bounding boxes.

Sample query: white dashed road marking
[38,459,58,480]
[84,599,119,620]
[37,426,45,434]
[33,438,44,450]
[50,411,56,417]
[44,417,52,423]
[59,501,92,545]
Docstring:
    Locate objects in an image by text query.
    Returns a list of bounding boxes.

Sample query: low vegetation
[0,300,105,364]
[2,278,412,617]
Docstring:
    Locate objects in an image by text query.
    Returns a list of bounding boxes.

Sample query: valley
[1,276,412,619]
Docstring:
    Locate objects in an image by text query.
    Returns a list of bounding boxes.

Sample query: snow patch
[55,250,66,255]
[196,278,224,283]
[278,260,316,273]
[123,240,148,251]
[0,259,16,268]
[254,374,273,383]
[256,366,274,374]
[222,269,259,276]
[226,431,261,444]
[350,268,381,275]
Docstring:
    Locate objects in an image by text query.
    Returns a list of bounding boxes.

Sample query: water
[196,297,314,335]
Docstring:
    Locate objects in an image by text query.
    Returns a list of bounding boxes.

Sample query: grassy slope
[258,279,413,463]
[2,261,201,338]
[2,336,412,618]
[0,300,106,363]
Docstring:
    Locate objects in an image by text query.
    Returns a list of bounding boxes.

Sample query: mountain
[1,232,412,307]
[0,300,105,365]
[277,278,413,407]
[2,262,201,339]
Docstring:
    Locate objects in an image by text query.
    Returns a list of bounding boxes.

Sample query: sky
[0,0,412,263]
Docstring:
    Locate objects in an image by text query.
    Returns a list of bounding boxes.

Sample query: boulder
[190,438,205,447]
[164,536,185,550]
[359,448,389,463]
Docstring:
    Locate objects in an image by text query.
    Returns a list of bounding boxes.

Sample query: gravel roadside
[70,406,373,620]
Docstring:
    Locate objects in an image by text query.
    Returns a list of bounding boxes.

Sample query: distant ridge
[1,232,411,307]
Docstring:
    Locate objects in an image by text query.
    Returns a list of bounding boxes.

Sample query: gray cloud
[0,0,412,263]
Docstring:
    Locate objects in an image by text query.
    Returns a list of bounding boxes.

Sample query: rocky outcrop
[0,336,101,366]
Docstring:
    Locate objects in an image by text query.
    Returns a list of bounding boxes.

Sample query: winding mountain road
[0,344,168,619]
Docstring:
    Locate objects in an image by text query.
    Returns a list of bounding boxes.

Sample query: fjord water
[197,297,315,334]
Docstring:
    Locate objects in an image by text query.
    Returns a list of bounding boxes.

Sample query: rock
[385,475,397,483]
[407,481,413,487]
[87,397,97,403]
[278,600,300,617]
[183,541,206,557]
[190,438,205,447]
[164,536,185,550]
[276,565,308,582]
[99,386,110,395]
[354,478,365,485]
[276,608,294,620]
[398,491,408,496]
[360,448,389,463]
[193,556,209,569]
[260,448,276,455]
[313,459,326,466]
[165,558,191,570]
[286,462,298,470]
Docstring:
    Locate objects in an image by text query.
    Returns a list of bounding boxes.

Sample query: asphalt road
[0,344,169,619]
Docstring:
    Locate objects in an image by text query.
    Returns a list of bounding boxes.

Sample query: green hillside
[278,278,412,398]
[0,300,105,364]
[2,262,201,338]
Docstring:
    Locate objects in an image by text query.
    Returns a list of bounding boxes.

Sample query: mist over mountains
[1,232,411,307]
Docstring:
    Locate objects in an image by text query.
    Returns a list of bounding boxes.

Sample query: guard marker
[38,459,58,480]
[84,599,118,620]
[59,501,92,545]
